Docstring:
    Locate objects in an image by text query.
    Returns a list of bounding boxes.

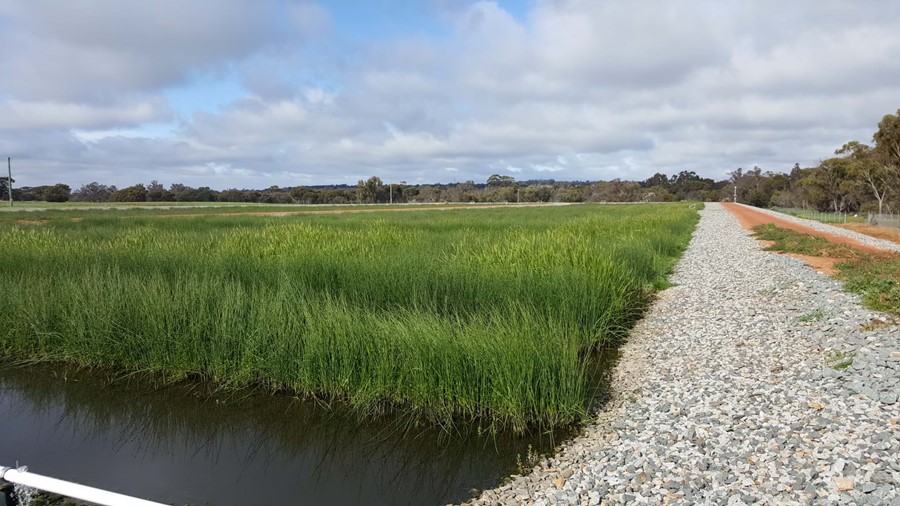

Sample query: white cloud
[3,0,900,188]
[0,99,170,131]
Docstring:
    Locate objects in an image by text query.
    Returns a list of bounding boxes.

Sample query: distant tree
[804,158,856,212]
[554,186,583,202]
[668,170,715,200]
[871,110,900,213]
[168,183,192,201]
[874,109,900,163]
[357,176,383,203]
[260,191,292,204]
[414,185,442,203]
[835,141,892,214]
[402,185,419,202]
[109,184,148,202]
[10,185,50,201]
[585,179,642,202]
[219,188,252,202]
[191,186,218,202]
[72,182,116,202]
[522,185,552,202]
[146,180,170,202]
[290,187,319,204]
[486,174,516,187]
[484,184,516,202]
[44,184,71,202]
[642,172,670,189]
[0,176,13,201]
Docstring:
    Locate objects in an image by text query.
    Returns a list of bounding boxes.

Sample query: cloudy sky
[1,0,899,190]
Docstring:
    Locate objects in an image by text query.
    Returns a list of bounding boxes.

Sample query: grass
[752,223,862,258]
[0,201,518,222]
[797,310,825,323]
[836,255,900,316]
[0,204,698,432]
[824,350,855,370]
[753,224,900,318]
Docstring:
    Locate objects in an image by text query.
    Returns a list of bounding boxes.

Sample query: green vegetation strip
[0,202,501,222]
[0,204,698,432]
[753,223,900,317]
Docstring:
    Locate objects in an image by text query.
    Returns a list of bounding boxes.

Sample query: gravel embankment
[748,206,900,252]
[470,203,900,506]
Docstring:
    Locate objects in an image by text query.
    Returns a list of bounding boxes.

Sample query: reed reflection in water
[0,365,569,506]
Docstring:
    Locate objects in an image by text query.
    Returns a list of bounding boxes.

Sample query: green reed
[0,204,697,432]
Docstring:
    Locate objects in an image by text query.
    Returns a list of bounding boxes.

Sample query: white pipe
[1,466,167,506]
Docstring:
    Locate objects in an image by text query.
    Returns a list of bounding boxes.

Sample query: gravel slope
[747,205,900,252]
[470,203,900,506]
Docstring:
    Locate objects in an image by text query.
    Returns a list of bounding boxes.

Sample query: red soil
[721,203,892,276]
[836,223,900,245]
[721,203,889,255]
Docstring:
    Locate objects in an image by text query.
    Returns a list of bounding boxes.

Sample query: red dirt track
[836,223,900,245]
[722,203,890,255]
[721,203,896,276]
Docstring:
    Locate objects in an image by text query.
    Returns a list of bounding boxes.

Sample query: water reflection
[1,364,587,506]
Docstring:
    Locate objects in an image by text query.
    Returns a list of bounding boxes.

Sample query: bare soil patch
[836,223,900,245]
[785,254,840,276]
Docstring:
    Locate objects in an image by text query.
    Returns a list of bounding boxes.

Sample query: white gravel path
[470,203,900,506]
[747,205,900,252]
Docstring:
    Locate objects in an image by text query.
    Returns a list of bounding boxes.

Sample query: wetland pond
[0,351,617,505]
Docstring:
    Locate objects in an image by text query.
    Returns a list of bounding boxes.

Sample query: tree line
[6,174,730,205]
[7,109,898,212]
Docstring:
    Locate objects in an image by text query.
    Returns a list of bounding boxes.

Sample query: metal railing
[1,465,166,506]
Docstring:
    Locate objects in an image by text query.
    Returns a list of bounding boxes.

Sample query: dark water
[0,354,616,506]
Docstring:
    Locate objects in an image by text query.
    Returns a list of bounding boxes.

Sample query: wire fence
[770,207,865,224]
[772,207,900,229]
[868,212,900,229]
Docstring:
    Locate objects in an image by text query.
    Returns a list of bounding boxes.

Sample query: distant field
[0,201,545,221]
[0,201,509,209]
[0,203,698,431]
[1,200,248,208]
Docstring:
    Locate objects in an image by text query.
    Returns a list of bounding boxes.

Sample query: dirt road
[721,203,896,275]
[721,203,888,254]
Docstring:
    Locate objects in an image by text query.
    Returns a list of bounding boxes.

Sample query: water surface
[1,363,606,505]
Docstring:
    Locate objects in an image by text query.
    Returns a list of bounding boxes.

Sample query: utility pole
[7,157,12,207]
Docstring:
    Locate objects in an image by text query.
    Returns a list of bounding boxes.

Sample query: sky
[1,0,899,190]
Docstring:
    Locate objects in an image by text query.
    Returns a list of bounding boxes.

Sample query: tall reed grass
[0,204,697,431]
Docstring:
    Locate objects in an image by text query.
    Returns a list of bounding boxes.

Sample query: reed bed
[0,204,698,431]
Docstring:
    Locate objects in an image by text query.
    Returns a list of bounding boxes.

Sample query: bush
[44,184,71,202]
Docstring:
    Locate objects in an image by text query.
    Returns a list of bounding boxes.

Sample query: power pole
[7,157,12,207]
